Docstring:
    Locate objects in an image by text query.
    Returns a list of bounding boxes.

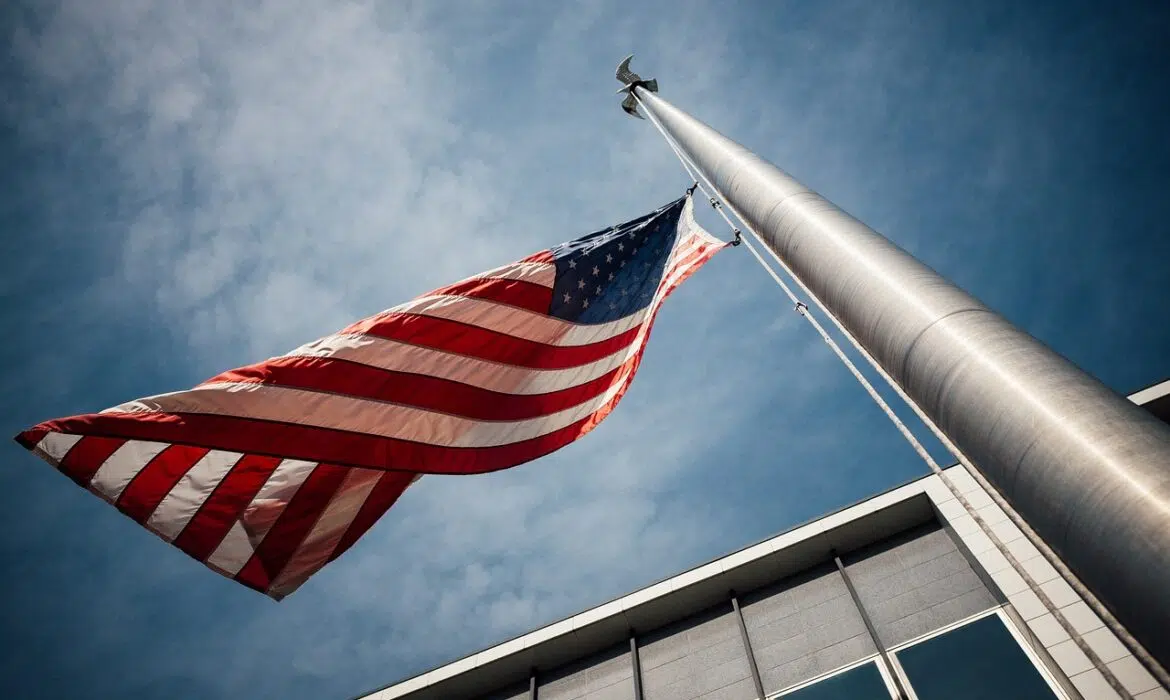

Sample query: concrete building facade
[357,380,1170,700]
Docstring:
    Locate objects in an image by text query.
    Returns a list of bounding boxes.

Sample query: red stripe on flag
[116,444,210,525]
[560,297,673,442]
[427,277,553,315]
[14,429,48,451]
[343,314,642,370]
[327,471,416,563]
[171,454,284,563]
[521,250,555,263]
[241,464,349,589]
[235,556,272,595]
[59,436,127,487]
[267,469,418,599]
[31,403,613,475]
[207,355,624,421]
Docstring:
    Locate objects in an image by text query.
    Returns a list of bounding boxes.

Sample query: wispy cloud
[2,2,799,696]
[3,1,1167,698]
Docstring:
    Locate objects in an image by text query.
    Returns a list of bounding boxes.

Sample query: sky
[1,1,1168,698]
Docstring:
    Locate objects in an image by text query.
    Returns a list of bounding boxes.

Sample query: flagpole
[618,60,1170,674]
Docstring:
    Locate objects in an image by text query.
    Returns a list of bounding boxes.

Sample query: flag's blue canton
[548,198,686,324]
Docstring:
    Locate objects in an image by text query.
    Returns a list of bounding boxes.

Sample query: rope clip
[794,301,809,315]
[730,229,743,246]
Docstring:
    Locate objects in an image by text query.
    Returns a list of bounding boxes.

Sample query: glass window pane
[896,614,1059,700]
[779,662,892,699]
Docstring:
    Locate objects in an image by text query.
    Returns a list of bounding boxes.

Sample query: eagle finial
[615,55,658,119]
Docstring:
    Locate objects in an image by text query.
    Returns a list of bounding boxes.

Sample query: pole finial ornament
[615,55,658,119]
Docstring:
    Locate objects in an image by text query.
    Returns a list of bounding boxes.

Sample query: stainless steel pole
[624,72,1170,667]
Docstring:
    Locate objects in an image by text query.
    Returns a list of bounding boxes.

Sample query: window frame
[884,607,1071,700]
[767,655,900,699]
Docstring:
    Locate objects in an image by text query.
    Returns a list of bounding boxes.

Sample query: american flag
[16,195,726,599]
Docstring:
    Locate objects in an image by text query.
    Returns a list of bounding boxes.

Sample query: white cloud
[6,2,1163,697]
[4,1,907,697]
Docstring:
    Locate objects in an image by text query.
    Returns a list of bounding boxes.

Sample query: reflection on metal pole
[619,58,1170,670]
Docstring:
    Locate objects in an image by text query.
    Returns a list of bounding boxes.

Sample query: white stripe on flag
[103,372,633,448]
[35,432,83,462]
[205,522,253,577]
[474,261,556,288]
[267,468,382,596]
[205,458,317,576]
[89,440,170,501]
[285,332,634,395]
[146,450,244,541]
[381,294,615,346]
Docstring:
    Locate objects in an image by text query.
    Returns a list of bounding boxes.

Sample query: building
[358,380,1170,700]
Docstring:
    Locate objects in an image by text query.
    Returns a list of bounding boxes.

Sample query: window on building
[775,661,893,699]
[894,613,1061,700]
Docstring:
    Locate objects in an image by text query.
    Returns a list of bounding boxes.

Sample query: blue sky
[2,1,1168,698]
